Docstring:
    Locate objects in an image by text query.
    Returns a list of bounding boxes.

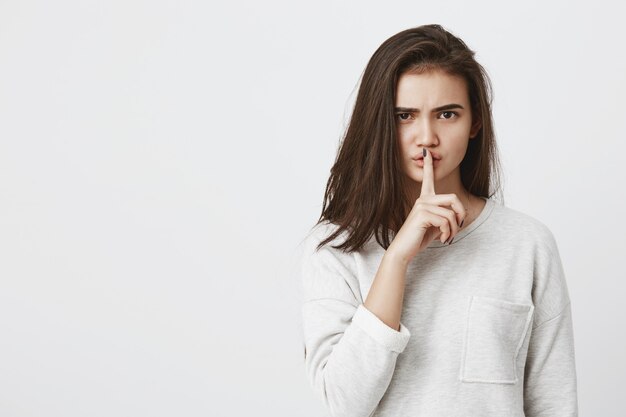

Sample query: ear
[469,118,482,139]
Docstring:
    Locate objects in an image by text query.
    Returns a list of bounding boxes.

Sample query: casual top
[297,196,578,417]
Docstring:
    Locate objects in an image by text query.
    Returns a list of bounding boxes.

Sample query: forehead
[395,70,469,106]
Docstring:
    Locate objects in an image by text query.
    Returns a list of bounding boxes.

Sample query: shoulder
[296,221,360,303]
[294,221,351,268]
[490,202,560,254]
[298,221,351,256]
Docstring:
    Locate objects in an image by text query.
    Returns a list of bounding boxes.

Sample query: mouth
[413,158,441,167]
[413,151,442,161]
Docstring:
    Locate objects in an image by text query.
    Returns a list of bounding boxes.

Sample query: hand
[388,149,467,263]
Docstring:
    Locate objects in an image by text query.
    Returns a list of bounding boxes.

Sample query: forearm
[364,247,409,331]
[302,243,412,417]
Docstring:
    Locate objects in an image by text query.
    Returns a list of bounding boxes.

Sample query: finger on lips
[421,149,463,245]
[420,148,435,197]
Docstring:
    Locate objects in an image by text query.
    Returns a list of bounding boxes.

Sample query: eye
[396,112,413,121]
[439,111,458,120]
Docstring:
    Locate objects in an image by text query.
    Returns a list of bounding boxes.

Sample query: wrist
[384,245,411,268]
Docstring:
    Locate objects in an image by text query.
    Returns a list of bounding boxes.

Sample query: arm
[363,248,409,332]
[523,228,579,416]
[300,235,411,417]
[523,302,578,416]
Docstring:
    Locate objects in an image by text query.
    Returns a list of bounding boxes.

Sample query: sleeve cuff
[351,304,411,353]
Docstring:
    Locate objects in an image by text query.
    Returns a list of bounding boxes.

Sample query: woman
[298,24,578,416]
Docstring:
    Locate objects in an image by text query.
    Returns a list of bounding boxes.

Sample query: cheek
[449,123,472,143]
[398,139,413,160]
[396,129,412,149]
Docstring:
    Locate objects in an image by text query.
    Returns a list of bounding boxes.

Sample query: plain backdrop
[0,0,624,416]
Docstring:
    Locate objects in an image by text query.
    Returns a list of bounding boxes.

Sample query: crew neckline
[427,196,494,248]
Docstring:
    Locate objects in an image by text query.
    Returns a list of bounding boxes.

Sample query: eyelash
[396,111,459,121]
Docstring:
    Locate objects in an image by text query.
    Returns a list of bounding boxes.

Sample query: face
[395,70,480,197]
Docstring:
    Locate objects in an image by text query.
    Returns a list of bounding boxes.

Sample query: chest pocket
[459,295,534,384]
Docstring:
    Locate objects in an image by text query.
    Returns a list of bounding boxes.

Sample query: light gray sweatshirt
[297,197,578,417]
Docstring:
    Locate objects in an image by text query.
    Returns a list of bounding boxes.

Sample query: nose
[414,119,439,147]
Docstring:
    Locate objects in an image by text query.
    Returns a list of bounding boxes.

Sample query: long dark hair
[313,24,504,253]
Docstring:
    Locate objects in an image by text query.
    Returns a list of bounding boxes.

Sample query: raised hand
[389,149,467,263]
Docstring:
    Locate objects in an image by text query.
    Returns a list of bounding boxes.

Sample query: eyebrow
[394,103,465,113]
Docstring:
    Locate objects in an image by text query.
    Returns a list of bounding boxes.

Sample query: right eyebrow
[394,103,465,113]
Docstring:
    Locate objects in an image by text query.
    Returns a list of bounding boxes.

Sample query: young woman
[298,24,578,416]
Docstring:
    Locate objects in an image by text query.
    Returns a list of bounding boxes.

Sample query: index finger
[420,148,435,196]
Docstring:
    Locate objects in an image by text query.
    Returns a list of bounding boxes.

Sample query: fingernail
[423,148,427,157]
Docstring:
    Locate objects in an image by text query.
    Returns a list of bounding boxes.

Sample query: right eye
[396,113,413,121]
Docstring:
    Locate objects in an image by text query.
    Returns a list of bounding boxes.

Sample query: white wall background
[0,0,624,416]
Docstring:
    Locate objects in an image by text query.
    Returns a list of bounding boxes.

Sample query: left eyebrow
[394,104,465,113]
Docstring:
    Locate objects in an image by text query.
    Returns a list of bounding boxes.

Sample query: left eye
[440,111,458,119]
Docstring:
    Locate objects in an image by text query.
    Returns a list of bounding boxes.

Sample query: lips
[413,151,441,161]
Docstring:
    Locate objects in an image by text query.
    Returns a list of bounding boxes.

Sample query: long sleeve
[299,231,411,417]
[523,228,579,416]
